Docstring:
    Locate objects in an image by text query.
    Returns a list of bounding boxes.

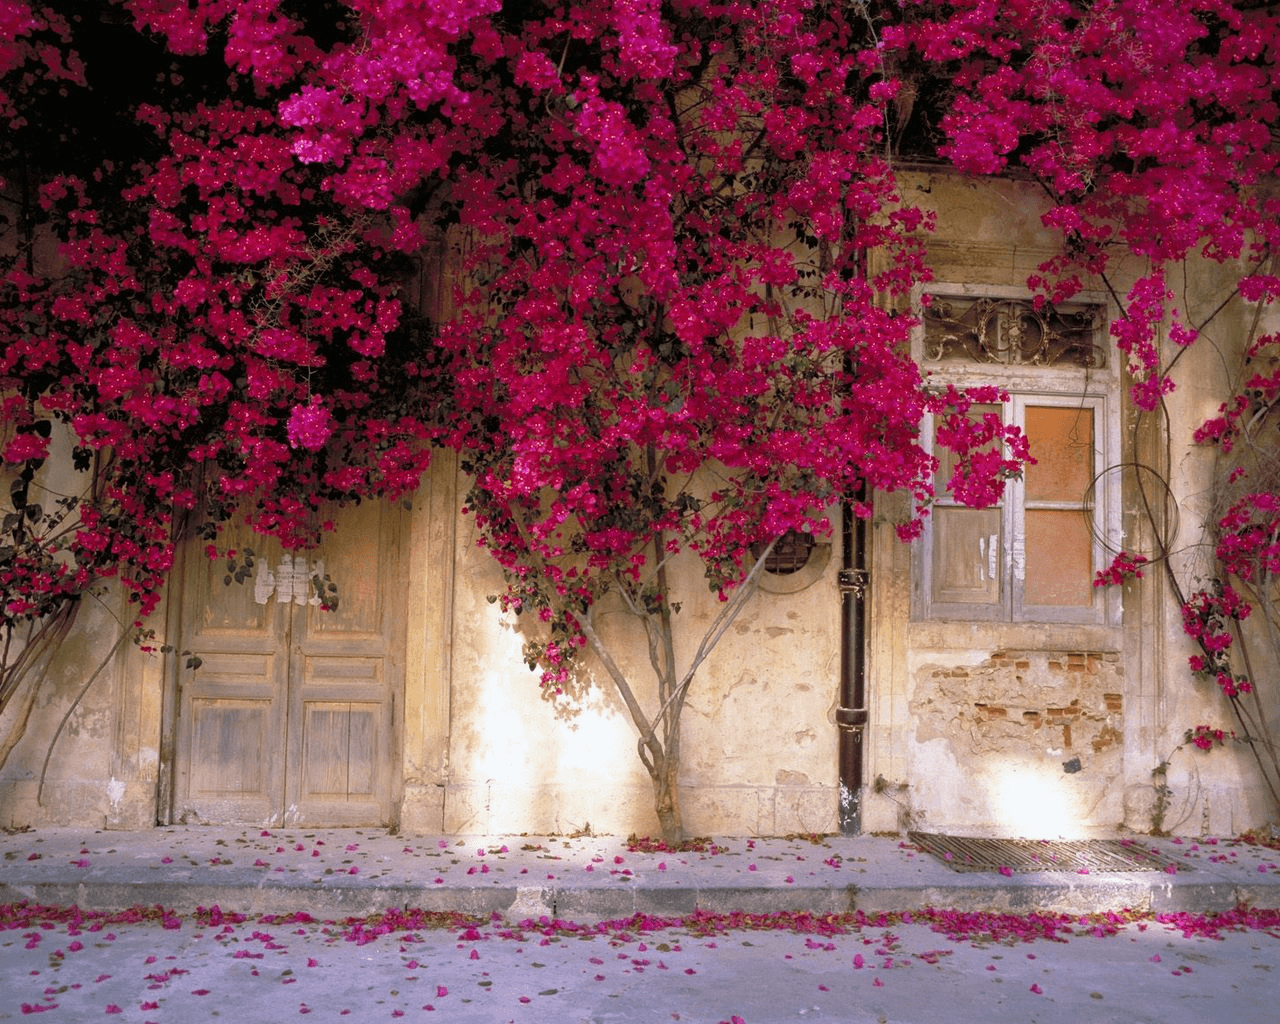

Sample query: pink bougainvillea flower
[285,398,333,452]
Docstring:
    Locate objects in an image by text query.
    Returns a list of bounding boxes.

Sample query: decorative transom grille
[908,832,1183,874]
[922,295,1106,368]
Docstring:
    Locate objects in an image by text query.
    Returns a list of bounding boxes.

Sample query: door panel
[174,502,405,826]
[186,697,276,821]
[174,523,288,824]
[299,702,378,794]
[286,501,402,825]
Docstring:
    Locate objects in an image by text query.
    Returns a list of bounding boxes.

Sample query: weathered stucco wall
[436,494,842,838]
[1,446,846,838]
[0,421,166,829]
[4,170,1276,840]
[0,595,120,827]
[1143,252,1280,837]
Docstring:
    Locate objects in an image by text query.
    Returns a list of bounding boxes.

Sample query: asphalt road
[3,905,1278,1023]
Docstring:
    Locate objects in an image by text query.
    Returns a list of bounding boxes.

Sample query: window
[913,289,1119,625]
[751,530,817,576]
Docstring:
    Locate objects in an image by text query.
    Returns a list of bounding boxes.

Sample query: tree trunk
[580,539,776,847]
[651,745,684,845]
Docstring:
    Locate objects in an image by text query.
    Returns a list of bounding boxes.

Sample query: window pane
[1024,510,1092,606]
[935,403,1001,496]
[1025,406,1094,503]
[933,507,1002,605]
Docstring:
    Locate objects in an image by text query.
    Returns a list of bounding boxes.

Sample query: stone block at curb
[506,886,554,920]
[849,882,1152,916]
[551,887,642,923]
[694,887,852,915]
[1149,882,1258,915]
[633,887,700,918]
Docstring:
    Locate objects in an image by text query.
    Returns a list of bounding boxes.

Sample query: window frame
[911,285,1122,627]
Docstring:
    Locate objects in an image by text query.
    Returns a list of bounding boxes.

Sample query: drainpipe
[837,486,869,834]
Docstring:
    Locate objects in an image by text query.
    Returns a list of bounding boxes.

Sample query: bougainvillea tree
[0,0,1027,836]
[2,0,1278,834]
[430,2,1033,840]
[0,1,451,767]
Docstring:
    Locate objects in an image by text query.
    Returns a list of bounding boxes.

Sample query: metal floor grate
[908,832,1183,874]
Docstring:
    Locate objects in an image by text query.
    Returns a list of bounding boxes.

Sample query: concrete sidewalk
[2,826,1278,922]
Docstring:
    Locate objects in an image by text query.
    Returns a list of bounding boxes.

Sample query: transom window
[922,294,1107,368]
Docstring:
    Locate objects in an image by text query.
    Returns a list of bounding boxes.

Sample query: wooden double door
[172,501,406,827]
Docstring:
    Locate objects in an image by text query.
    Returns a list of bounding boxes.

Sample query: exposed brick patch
[1092,725,1122,753]
[912,650,1124,765]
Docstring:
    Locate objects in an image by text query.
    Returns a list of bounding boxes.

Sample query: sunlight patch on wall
[988,764,1089,839]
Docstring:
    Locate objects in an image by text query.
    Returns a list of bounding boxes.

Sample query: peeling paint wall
[913,651,1124,760]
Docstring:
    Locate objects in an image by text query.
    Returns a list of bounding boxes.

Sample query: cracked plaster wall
[904,649,1127,834]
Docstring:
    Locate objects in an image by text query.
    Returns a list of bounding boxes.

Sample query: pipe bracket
[837,568,869,598]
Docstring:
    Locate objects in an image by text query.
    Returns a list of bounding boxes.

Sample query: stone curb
[3,828,1277,922]
[0,875,1270,922]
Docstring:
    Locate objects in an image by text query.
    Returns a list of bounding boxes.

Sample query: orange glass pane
[1025,406,1094,503]
[1024,509,1092,606]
